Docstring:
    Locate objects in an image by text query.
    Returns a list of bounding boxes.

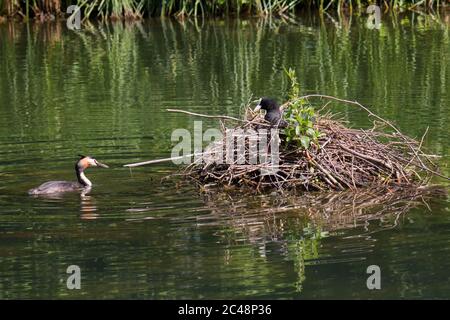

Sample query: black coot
[253,98,288,128]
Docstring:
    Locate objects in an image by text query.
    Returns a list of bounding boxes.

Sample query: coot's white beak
[253,104,261,112]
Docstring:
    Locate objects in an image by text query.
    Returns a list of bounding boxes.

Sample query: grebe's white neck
[79,172,92,187]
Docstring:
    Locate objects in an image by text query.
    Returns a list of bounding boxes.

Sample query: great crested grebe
[253,98,288,128]
[28,155,109,195]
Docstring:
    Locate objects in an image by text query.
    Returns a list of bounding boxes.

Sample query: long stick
[166,108,271,127]
[124,108,253,168]
[124,153,200,167]
[166,109,246,123]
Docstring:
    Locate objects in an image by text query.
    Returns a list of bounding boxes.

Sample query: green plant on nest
[283,68,322,150]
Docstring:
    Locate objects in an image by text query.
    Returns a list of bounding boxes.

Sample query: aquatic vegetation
[284,68,321,149]
[285,103,321,149]
[0,0,446,20]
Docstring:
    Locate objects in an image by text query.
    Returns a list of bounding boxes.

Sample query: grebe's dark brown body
[28,155,109,195]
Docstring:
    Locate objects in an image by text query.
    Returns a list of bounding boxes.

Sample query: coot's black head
[253,98,280,112]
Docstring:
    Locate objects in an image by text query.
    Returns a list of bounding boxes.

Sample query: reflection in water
[80,193,98,220]
[29,188,98,218]
[0,14,449,298]
[198,186,447,244]
[1,15,449,167]
[194,186,448,292]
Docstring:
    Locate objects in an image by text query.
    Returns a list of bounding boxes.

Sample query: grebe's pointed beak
[96,161,109,168]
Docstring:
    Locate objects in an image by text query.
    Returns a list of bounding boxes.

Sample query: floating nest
[177,95,446,192]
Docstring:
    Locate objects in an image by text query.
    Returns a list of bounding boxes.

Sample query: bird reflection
[29,187,99,219]
[80,192,99,220]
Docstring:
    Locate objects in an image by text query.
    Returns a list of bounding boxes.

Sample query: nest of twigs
[176,95,445,192]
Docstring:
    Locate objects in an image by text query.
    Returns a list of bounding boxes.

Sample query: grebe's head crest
[77,155,109,171]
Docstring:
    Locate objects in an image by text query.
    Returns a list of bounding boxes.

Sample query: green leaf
[300,136,311,149]
[306,128,316,137]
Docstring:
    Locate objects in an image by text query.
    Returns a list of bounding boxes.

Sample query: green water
[0,14,449,299]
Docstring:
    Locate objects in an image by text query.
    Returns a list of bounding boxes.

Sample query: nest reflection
[197,185,447,244]
[194,186,446,292]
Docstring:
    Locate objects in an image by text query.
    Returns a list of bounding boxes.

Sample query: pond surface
[0,14,449,299]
